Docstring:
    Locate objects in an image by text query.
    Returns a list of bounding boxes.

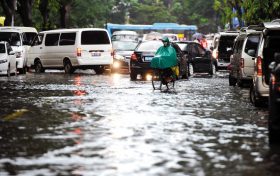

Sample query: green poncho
[150,45,178,69]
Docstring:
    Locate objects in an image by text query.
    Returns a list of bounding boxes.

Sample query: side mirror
[274,52,280,63]
[210,46,214,51]
[9,51,15,55]
[248,49,256,57]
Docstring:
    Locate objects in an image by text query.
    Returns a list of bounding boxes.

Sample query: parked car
[229,26,262,87]
[28,28,113,74]
[129,40,188,80]
[112,40,138,72]
[212,31,239,70]
[176,41,216,76]
[250,22,280,107]
[162,33,179,42]
[268,52,280,144]
[0,41,17,77]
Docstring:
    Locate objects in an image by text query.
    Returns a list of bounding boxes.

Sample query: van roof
[0,26,37,33]
[0,28,23,33]
[40,28,108,33]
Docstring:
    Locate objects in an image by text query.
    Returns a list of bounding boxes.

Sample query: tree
[17,0,35,26]
[0,0,16,26]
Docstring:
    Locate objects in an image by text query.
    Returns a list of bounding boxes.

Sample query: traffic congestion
[1,1,280,175]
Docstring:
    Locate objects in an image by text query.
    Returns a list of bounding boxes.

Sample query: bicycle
[151,67,176,90]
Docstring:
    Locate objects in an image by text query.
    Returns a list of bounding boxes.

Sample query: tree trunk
[17,0,34,26]
[0,0,16,26]
[39,0,49,30]
[59,3,71,28]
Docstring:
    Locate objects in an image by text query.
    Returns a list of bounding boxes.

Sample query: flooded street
[0,70,279,176]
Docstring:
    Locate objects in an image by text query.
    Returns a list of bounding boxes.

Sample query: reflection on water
[0,72,278,176]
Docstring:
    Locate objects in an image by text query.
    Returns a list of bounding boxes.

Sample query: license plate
[144,56,153,61]
[91,52,101,57]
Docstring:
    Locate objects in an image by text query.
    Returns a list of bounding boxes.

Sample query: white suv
[229,27,262,87]
[0,41,17,76]
[250,22,280,107]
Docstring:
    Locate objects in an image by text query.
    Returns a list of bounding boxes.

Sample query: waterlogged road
[0,70,279,176]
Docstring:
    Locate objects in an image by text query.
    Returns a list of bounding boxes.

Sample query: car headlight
[113,61,121,68]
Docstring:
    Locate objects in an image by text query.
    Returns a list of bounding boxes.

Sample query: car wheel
[64,60,74,74]
[249,84,263,107]
[7,64,11,77]
[35,60,44,73]
[130,71,137,80]
[209,64,216,75]
[229,74,237,86]
[268,86,280,144]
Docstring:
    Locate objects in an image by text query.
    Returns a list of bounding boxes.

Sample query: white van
[0,27,38,74]
[28,28,113,74]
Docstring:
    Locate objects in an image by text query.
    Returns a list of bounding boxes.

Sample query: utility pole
[11,0,17,26]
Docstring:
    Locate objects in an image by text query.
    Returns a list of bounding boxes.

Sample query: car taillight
[131,53,137,61]
[256,56,262,77]
[271,74,276,86]
[77,48,82,57]
[240,58,244,68]
[111,49,115,57]
[212,50,218,59]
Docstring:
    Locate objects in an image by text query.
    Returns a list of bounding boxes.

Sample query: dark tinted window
[244,35,259,55]
[0,44,5,53]
[59,33,76,45]
[0,32,21,46]
[45,33,60,46]
[23,32,37,45]
[81,31,110,45]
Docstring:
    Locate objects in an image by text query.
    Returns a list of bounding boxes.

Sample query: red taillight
[131,53,137,61]
[77,48,82,57]
[227,64,232,70]
[256,56,262,76]
[240,58,244,68]
[271,74,276,85]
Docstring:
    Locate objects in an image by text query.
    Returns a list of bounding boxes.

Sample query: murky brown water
[0,70,279,176]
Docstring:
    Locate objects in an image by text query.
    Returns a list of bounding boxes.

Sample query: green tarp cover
[150,46,178,69]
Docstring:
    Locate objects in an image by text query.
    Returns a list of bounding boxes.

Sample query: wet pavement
[0,70,280,176]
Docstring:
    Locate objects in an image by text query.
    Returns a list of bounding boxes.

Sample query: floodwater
[0,70,279,176]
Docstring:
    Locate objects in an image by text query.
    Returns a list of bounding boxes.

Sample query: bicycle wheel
[165,76,175,89]
[152,69,162,90]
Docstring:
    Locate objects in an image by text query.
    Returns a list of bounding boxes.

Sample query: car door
[44,33,60,67]
[192,43,211,72]
[243,34,260,77]
[28,33,45,67]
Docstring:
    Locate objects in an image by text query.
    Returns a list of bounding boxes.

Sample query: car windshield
[136,41,163,52]
[0,32,21,46]
[0,44,5,53]
[112,41,138,51]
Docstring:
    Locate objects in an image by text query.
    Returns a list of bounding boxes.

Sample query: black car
[269,52,280,144]
[175,41,216,76]
[129,40,188,80]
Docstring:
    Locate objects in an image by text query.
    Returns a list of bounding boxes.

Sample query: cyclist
[151,36,179,84]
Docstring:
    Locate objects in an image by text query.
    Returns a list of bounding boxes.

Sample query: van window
[23,32,37,45]
[59,33,76,45]
[0,32,21,46]
[81,31,110,45]
[45,33,60,46]
[0,44,5,53]
[244,35,259,55]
